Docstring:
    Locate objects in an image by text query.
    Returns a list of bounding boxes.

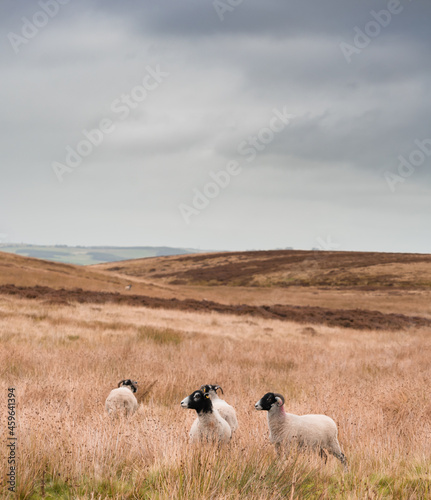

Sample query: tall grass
[0,297,430,498]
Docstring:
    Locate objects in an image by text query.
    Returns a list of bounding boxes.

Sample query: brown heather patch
[1,284,430,331]
[96,249,431,289]
[1,297,431,498]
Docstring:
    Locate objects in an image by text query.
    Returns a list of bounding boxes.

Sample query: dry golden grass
[168,285,431,319]
[1,296,431,498]
[0,252,174,297]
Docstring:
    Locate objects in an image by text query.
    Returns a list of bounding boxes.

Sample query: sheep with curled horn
[255,392,347,469]
[200,384,238,433]
[181,389,231,443]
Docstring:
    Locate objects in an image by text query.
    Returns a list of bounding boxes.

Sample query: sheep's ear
[275,396,283,407]
[204,393,210,399]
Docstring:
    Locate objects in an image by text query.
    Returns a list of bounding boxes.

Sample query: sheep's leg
[319,448,328,464]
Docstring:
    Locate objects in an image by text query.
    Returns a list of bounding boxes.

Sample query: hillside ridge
[94,249,431,289]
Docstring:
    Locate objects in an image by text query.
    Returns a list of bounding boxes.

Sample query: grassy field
[1,293,431,499]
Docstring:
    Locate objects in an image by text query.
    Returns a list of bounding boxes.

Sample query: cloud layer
[1,0,430,252]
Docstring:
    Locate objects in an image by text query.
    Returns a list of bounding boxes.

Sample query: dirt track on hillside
[1,284,429,331]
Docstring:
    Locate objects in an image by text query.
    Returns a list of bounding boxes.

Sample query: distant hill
[2,249,431,325]
[0,244,201,265]
[94,249,431,289]
[0,250,184,297]
[2,249,431,330]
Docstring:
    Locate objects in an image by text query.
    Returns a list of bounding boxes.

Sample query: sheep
[255,392,347,468]
[105,379,138,417]
[200,384,239,433]
[181,389,231,443]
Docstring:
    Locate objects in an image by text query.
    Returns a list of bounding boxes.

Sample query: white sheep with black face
[200,384,238,433]
[105,379,138,417]
[181,389,231,443]
[255,392,347,469]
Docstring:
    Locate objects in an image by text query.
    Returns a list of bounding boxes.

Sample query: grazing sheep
[200,384,239,433]
[255,392,347,468]
[181,389,231,443]
[105,379,138,417]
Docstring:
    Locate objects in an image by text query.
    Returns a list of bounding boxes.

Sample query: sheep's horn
[118,380,125,387]
[215,385,224,394]
[274,393,285,405]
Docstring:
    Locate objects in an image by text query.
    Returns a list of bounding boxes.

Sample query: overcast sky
[1,0,430,252]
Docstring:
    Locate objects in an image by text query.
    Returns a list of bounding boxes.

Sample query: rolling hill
[0,250,174,296]
[93,249,431,289]
[1,249,431,330]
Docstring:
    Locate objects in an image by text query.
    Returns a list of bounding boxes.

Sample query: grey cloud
[0,0,429,252]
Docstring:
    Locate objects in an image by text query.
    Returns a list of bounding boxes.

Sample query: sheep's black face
[119,379,138,393]
[181,390,213,413]
[255,392,284,411]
